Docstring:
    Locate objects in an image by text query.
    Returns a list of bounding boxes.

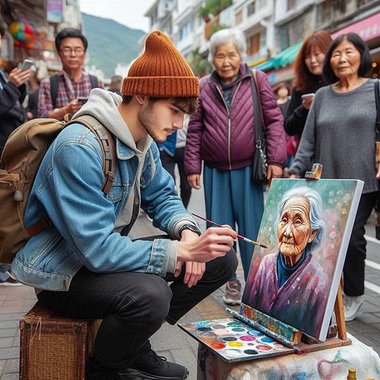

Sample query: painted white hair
[208,28,247,64]
[276,186,326,251]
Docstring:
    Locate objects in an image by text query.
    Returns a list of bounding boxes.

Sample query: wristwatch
[178,223,202,237]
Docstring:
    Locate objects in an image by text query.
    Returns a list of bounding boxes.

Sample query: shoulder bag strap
[250,70,265,146]
[89,74,99,89]
[49,74,59,109]
[375,80,380,141]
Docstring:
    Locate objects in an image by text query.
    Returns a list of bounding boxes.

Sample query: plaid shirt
[38,70,103,117]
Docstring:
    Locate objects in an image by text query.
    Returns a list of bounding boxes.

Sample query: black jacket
[284,79,325,137]
[0,69,26,153]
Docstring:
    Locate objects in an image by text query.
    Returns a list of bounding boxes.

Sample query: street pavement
[1,186,380,379]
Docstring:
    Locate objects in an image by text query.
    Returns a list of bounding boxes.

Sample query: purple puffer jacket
[185,64,286,174]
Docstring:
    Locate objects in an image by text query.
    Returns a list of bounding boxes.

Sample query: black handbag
[250,70,267,184]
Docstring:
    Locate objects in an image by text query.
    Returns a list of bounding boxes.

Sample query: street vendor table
[197,334,380,379]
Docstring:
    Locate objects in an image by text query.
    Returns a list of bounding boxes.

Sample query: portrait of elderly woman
[243,186,328,338]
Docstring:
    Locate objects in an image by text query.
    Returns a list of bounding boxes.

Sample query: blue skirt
[203,165,264,280]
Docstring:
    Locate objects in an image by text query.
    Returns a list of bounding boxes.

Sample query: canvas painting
[242,179,364,341]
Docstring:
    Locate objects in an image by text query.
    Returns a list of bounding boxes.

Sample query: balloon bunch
[8,21,39,49]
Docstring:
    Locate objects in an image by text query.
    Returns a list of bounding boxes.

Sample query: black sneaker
[119,342,189,380]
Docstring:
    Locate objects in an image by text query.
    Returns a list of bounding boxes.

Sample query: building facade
[144,0,380,84]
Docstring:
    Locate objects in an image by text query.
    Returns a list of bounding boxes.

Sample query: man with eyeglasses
[38,28,103,119]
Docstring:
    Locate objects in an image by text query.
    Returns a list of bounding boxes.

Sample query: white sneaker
[344,295,363,322]
[223,280,241,306]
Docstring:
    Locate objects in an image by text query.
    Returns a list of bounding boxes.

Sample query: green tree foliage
[188,48,213,77]
[199,0,232,18]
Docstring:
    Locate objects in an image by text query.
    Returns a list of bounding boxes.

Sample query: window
[247,1,256,16]
[258,0,267,9]
[287,0,297,9]
[260,31,267,54]
[235,10,243,24]
[248,33,260,55]
[332,0,346,13]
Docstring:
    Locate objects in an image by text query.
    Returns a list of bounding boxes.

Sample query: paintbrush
[192,213,268,249]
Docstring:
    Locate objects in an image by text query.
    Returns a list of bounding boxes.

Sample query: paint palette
[178,317,295,362]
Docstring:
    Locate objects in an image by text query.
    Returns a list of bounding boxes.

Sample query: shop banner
[47,0,64,23]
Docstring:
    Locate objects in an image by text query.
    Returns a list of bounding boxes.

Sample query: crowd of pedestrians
[1,23,379,379]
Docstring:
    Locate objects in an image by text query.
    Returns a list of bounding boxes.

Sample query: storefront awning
[253,58,274,71]
[248,57,268,68]
[252,41,302,72]
[332,12,380,42]
[272,41,302,69]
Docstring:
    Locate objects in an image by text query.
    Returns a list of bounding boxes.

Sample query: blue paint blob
[260,336,275,343]
[231,327,246,332]
[244,349,258,355]
[247,329,263,336]
[197,327,212,332]
[221,336,237,342]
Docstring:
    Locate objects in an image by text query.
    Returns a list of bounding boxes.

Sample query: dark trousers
[160,148,192,208]
[37,249,237,370]
[343,191,378,296]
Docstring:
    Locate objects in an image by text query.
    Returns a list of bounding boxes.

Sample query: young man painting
[11,31,238,380]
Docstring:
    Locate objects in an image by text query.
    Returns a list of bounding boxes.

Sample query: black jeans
[343,191,378,296]
[37,248,237,370]
[160,148,192,208]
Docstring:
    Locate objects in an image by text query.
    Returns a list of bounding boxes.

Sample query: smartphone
[301,93,315,99]
[78,97,89,105]
[20,59,34,71]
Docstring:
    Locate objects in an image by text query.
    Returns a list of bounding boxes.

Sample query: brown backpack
[0,114,116,263]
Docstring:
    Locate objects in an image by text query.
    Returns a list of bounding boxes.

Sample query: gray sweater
[290,79,379,194]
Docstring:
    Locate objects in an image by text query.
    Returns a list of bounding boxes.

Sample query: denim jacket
[12,89,196,291]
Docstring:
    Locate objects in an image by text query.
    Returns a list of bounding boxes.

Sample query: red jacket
[185,65,286,174]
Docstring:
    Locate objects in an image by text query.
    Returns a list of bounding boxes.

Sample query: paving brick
[0,338,13,348]
[0,347,19,360]
[0,329,17,339]
[0,320,20,330]
[0,359,5,376]
[1,373,19,380]
[4,358,18,374]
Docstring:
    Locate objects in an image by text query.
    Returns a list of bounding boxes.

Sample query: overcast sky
[78,0,155,32]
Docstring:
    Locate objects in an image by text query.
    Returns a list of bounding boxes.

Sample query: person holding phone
[0,25,31,286]
[289,33,379,322]
[284,31,332,140]
[38,28,103,120]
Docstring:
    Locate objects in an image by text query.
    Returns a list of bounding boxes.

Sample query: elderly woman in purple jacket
[243,186,328,338]
[185,28,286,305]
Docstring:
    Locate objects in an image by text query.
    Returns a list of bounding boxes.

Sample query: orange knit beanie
[121,30,199,97]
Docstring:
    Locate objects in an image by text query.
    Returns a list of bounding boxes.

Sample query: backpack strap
[50,74,99,109]
[49,74,60,109]
[89,74,99,89]
[71,115,116,194]
[25,116,116,238]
